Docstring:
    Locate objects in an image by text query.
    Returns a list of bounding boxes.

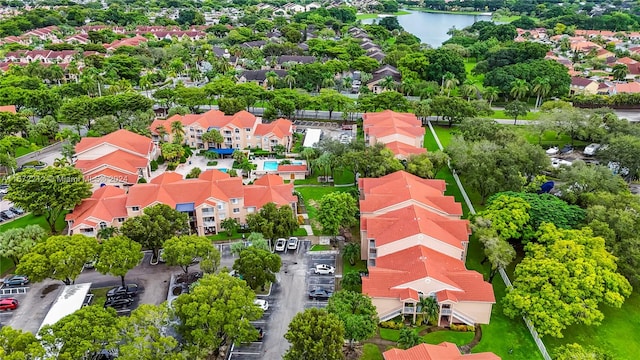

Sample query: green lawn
[90,287,110,307]
[207,229,245,242]
[512,127,589,148]
[0,212,67,233]
[15,146,39,157]
[343,259,367,275]
[421,330,474,346]
[544,290,640,359]
[294,169,354,186]
[0,257,14,275]
[464,60,484,90]
[491,110,541,121]
[492,14,521,22]
[360,343,384,360]
[379,328,400,342]
[295,185,356,235]
[356,13,379,19]
[310,244,331,251]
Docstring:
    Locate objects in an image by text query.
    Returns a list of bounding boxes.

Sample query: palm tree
[97,226,119,240]
[413,100,431,124]
[284,72,296,89]
[48,64,65,85]
[343,77,353,91]
[340,272,362,291]
[397,328,421,350]
[202,129,224,149]
[612,64,629,81]
[265,71,278,90]
[482,86,500,107]
[509,79,529,100]
[170,121,185,144]
[460,83,477,101]
[442,72,458,97]
[380,76,396,91]
[322,76,336,89]
[401,78,417,96]
[53,157,70,167]
[139,75,152,98]
[155,125,168,143]
[342,243,361,266]
[532,77,551,109]
[418,297,439,325]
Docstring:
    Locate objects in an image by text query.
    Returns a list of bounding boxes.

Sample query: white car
[583,143,601,156]
[546,146,559,155]
[551,158,572,169]
[254,299,269,311]
[287,237,298,250]
[274,238,286,252]
[314,264,335,275]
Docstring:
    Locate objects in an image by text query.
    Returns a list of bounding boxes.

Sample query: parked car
[104,297,134,309]
[314,264,335,275]
[1,210,16,219]
[9,207,24,215]
[308,288,333,300]
[158,249,166,263]
[3,275,29,287]
[287,237,298,250]
[274,238,286,252]
[254,299,269,311]
[545,146,558,155]
[559,145,573,155]
[106,284,139,299]
[0,298,18,311]
[583,143,601,156]
[83,260,96,270]
[0,184,8,195]
[551,158,572,169]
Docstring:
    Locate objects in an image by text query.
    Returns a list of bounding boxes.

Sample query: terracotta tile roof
[245,174,297,208]
[0,105,16,113]
[75,129,154,157]
[364,204,470,249]
[150,119,172,135]
[383,342,500,360]
[617,56,637,65]
[75,150,148,176]
[108,35,148,49]
[126,169,243,208]
[362,245,494,303]
[570,77,595,87]
[612,82,640,94]
[359,171,461,216]
[150,110,259,134]
[84,168,138,184]
[65,186,128,225]
[385,141,426,158]
[254,118,293,138]
[363,110,425,139]
[277,164,307,172]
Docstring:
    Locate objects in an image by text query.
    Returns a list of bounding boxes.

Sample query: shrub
[380,321,403,330]
[228,169,238,177]
[450,324,474,332]
[157,155,165,164]
[167,162,177,171]
[297,215,305,225]
[179,156,187,164]
[207,161,218,166]
[138,178,147,183]
[150,160,158,171]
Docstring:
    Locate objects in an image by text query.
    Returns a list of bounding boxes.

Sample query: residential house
[281,3,306,13]
[367,65,401,94]
[362,110,425,159]
[306,2,321,11]
[606,81,640,94]
[569,77,599,95]
[0,105,16,113]
[150,110,293,152]
[74,129,157,190]
[359,171,495,325]
[237,69,287,86]
[66,169,298,236]
[383,342,500,360]
[106,35,149,51]
[271,55,316,69]
[23,26,60,42]
[65,34,90,44]
[241,40,267,49]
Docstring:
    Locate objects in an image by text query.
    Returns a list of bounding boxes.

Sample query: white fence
[427,121,552,360]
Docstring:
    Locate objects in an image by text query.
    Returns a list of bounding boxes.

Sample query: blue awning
[209,148,235,155]
[176,203,195,212]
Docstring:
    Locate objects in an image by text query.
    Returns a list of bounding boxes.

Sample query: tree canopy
[284,308,345,360]
[326,290,378,349]
[120,204,189,258]
[0,224,47,266]
[95,235,143,287]
[317,192,359,237]
[233,246,281,290]
[246,202,298,239]
[163,235,220,274]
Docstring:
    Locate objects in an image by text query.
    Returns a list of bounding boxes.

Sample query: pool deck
[253,159,307,172]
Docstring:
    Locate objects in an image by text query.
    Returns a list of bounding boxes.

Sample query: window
[217,204,224,210]
[233,208,240,213]
[246,135,251,139]
[234,128,240,133]
[247,207,256,213]
[117,217,125,222]
[231,198,239,204]
[99,222,107,229]
[132,206,140,211]
[245,128,251,132]
[235,136,240,140]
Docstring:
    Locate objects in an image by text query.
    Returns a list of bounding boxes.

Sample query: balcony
[403,307,417,314]
[368,250,377,259]
[441,309,452,315]
[202,208,214,215]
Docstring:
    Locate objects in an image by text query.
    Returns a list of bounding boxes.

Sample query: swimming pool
[218,168,228,173]
[264,161,278,171]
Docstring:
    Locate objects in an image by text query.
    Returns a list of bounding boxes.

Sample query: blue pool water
[292,161,303,165]
[219,168,228,173]
[264,161,278,171]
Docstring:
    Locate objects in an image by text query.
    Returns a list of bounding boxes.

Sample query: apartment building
[363,110,426,159]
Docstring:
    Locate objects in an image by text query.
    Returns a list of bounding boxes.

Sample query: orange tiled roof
[612,82,640,94]
[254,118,293,138]
[83,167,139,185]
[245,174,297,208]
[126,169,243,208]
[0,105,16,113]
[362,245,494,303]
[75,129,154,156]
[383,342,500,360]
[385,141,426,157]
[150,110,259,134]
[65,186,127,224]
[363,204,470,249]
[277,164,307,172]
[75,150,148,175]
[363,110,425,138]
[359,171,461,216]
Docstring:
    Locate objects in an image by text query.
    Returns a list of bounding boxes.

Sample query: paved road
[15,141,65,168]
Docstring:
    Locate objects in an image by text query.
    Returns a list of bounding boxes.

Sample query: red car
[0,298,18,311]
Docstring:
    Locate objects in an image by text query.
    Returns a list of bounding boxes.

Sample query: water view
[360,10,492,48]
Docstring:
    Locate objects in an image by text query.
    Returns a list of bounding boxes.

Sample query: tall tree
[504,100,530,124]
[317,192,359,237]
[117,304,184,360]
[95,235,143,287]
[246,202,298,240]
[342,242,361,266]
[163,235,220,275]
[6,167,92,233]
[201,129,224,149]
[405,153,435,178]
[0,325,45,359]
[326,290,378,351]
[173,273,262,358]
[233,246,281,291]
[284,308,345,360]
[503,223,632,338]
[120,204,189,259]
[598,134,640,181]
[0,225,47,266]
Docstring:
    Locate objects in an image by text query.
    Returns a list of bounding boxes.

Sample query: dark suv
[106,284,138,299]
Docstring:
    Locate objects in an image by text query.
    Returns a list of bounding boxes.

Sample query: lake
[360,10,492,48]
